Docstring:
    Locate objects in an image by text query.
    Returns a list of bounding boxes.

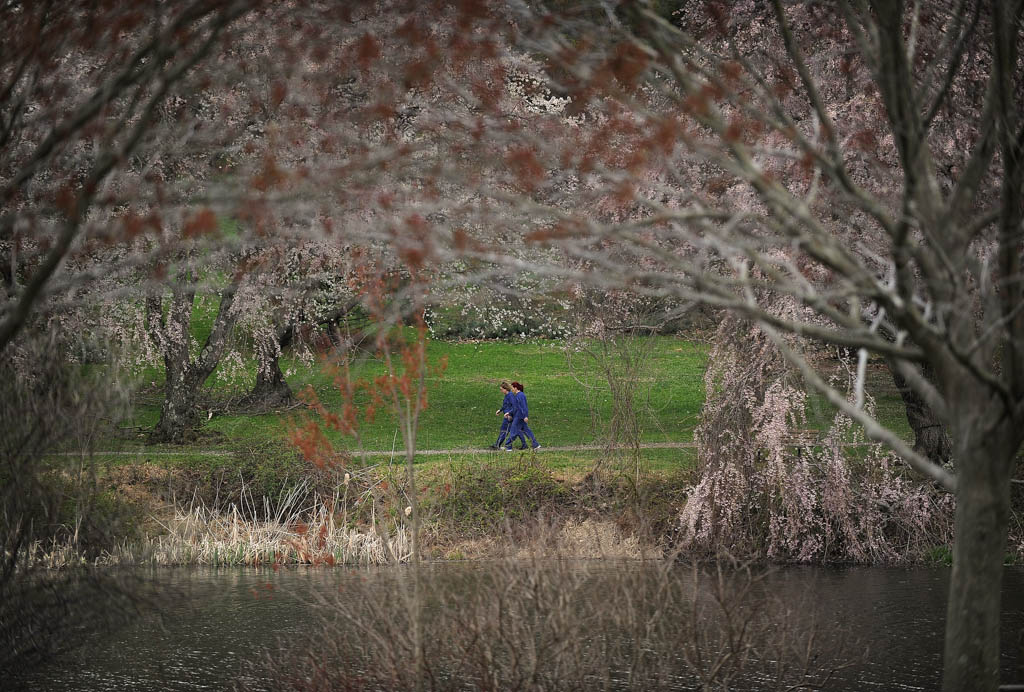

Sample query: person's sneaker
[488,444,499,450]
[532,444,541,450]
[503,447,514,451]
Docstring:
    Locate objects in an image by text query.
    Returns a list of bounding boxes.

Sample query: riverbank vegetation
[16,329,970,571]
[4,1,1024,688]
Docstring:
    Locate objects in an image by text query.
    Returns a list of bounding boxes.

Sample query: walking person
[504,381,540,451]
[489,381,517,450]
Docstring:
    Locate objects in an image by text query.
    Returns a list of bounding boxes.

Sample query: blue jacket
[512,391,529,420]
[501,391,515,416]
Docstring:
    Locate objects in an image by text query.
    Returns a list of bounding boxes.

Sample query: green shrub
[425,462,569,533]
[924,545,953,566]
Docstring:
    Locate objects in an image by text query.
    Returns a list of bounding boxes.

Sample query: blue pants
[505,418,538,449]
[495,417,513,446]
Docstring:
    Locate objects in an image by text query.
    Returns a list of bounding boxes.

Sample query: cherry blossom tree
[0,0,432,441]
[0,0,267,666]
[0,0,263,353]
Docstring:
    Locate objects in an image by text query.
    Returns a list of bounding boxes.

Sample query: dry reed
[23,480,410,568]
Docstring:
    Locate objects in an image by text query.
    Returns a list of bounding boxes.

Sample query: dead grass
[23,458,688,568]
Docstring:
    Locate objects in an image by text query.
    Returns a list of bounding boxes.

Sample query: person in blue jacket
[489,381,519,450]
[504,381,540,451]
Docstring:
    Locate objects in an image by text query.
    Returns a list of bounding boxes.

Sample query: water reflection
[19,563,1024,691]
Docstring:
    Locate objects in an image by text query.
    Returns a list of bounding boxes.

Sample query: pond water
[17,563,1024,691]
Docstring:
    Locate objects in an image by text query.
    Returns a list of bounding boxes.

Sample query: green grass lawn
[109,330,911,477]
[283,337,708,449]
[117,336,708,460]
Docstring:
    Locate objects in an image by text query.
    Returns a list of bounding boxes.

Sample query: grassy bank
[55,451,690,567]
[35,334,931,568]
[79,336,712,543]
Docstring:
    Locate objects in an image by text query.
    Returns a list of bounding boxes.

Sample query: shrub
[237,558,854,691]
[424,461,569,534]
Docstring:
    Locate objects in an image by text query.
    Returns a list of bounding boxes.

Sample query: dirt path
[353,442,698,457]
[75,442,699,457]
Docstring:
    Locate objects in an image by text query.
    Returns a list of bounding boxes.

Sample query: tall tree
[369,2,1021,688]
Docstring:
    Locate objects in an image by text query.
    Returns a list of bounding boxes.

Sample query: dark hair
[511,381,523,391]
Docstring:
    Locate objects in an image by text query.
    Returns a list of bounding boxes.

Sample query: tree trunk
[151,371,201,443]
[150,282,238,443]
[151,285,196,444]
[243,352,293,409]
[942,423,1016,691]
[889,363,953,465]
